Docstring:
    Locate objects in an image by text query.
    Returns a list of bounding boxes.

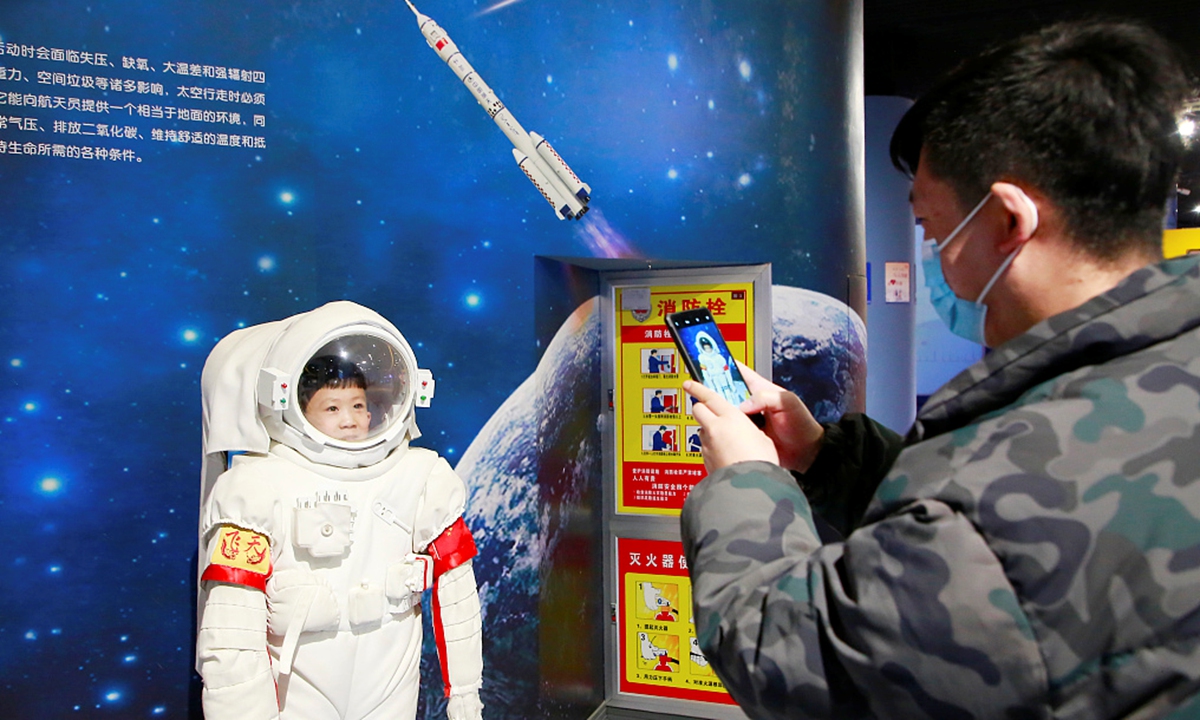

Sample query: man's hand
[684,378,779,472]
[683,362,825,474]
[736,362,825,472]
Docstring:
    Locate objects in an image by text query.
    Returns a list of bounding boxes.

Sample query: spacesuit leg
[432,560,484,720]
[197,583,280,720]
[355,629,422,720]
[273,645,348,720]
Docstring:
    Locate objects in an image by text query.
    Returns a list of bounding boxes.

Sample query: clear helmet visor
[294,333,413,446]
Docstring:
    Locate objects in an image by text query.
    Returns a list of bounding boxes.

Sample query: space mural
[0,0,864,717]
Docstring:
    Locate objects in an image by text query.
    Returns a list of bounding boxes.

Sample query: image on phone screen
[665,309,752,407]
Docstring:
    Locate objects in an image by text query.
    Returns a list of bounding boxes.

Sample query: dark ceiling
[863,0,1199,97]
[863,0,1200,226]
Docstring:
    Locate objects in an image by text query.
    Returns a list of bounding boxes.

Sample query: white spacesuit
[693,331,737,401]
[196,301,484,720]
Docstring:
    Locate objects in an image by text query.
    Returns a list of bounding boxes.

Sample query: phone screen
[665,309,752,407]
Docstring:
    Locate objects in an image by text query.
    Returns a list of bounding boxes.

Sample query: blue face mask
[920,191,1032,346]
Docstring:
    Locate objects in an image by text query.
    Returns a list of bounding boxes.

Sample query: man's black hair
[299,355,368,411]
[891,20,1193,259]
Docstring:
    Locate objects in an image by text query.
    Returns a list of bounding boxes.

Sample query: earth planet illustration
[420,285,866,718]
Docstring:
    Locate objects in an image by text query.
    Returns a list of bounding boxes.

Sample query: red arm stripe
[429,517,477,698]
[200,563,270,592]
[432,573,451,697]
[428,517,477,578]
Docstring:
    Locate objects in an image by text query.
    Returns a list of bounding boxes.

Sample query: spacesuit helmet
[296,335,410,445]
[255,302,428,467]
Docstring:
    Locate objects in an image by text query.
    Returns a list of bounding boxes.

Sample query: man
[681,20,1200,720]
[652,424,669,452]
[648,348,665,374]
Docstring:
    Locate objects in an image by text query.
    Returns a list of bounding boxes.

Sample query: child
[196,301,484,720]
[299,355,371,442]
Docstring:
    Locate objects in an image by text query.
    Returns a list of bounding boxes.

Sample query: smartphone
[665,308,754,407]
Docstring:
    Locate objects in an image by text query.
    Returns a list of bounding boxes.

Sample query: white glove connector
[388,553,434,596]
[446,689,484,720]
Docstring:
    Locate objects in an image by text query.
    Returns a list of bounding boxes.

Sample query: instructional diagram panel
[613,282,755,515]
[616,537,735,705]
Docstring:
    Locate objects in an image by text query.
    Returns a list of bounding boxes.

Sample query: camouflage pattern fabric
[681,256,1200,720]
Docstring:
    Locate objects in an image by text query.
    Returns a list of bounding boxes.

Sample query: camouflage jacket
[681,256,1200,720]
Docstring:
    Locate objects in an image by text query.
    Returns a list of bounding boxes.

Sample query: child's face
[304,385,371,441]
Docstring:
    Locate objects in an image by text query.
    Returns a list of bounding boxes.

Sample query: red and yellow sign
[201,525,272,591]
[614,283,755,515]
[616,537,734,704]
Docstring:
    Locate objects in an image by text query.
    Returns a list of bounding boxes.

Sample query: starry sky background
[0,0,863,716]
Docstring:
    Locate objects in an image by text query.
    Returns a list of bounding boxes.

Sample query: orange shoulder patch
[201,525,272,591]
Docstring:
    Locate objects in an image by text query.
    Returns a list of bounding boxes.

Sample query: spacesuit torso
[697,348,735,396]
[203,442,462,718]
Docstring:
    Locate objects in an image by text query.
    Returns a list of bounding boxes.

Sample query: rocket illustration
[405,0,592,220]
